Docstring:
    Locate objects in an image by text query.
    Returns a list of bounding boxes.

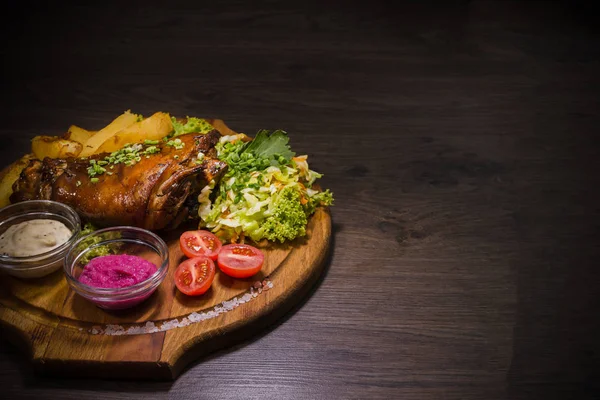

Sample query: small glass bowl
[64,226,169,310]
[0,200,81,279]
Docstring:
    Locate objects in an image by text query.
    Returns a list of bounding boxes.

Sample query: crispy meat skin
[10,131,227,230]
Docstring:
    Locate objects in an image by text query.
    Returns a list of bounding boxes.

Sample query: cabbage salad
[198,128,333,243]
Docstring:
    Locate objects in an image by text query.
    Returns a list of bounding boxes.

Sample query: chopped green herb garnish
[166,138,185,150]
[86,141,165,179]
[144,145,160,154]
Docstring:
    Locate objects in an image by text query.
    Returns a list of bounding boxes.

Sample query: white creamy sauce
[0,219,72,257]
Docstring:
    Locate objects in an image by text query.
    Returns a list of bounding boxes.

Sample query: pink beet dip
[79,254,157,289]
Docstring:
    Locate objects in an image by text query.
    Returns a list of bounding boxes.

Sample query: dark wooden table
[1,1,599,399]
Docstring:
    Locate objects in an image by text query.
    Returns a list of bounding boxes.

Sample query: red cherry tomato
[217,244,264,278]
[179,230,222,260]
[174,256,216,296]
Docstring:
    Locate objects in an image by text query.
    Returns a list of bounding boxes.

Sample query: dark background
[1,1,599,399]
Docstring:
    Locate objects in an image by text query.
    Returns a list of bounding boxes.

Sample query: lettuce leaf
[171,116,214,137]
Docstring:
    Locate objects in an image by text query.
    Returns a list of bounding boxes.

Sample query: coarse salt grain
[161,319,180,331]
[125,325,145,335]
[104,324,125,335]
[89,278,273,335]
[241,293,252,302]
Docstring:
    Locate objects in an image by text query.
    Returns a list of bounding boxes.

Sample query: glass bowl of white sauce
[0,200,81,278]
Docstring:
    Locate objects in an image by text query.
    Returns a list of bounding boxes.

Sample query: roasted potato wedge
[0,153,35,208]
[95,112,173,154]
[79,110,138,157]
[31,136,83,159]
[64,124,96,145]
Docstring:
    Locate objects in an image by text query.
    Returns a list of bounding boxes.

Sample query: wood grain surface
[1,0,599,399]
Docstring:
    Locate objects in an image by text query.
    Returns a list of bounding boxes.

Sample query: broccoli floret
[259,187,308,243]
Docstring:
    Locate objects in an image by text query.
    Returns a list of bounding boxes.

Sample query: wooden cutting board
[0,207,331,379]
[0,118,331,379]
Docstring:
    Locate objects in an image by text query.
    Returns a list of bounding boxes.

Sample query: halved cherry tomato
[217,244,264,278]
[179,230,222,260]
[174,256,216,296]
